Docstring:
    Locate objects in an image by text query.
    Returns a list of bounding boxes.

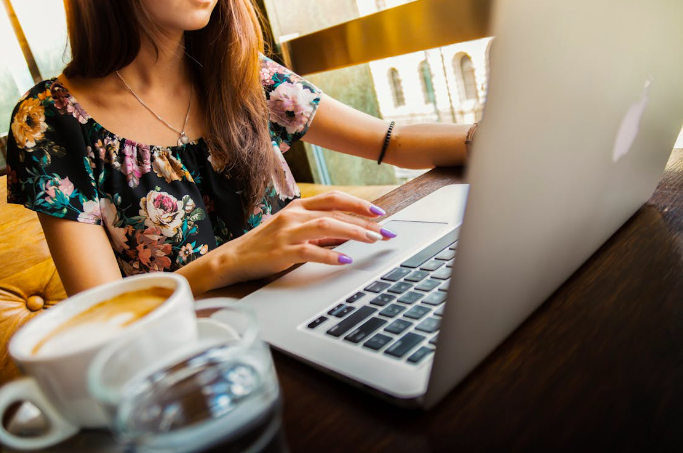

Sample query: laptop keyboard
[305,228,459,365]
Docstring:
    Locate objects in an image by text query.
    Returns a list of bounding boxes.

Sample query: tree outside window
[418,60,435,105]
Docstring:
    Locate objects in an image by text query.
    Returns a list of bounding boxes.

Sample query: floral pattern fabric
[6,55,321,275]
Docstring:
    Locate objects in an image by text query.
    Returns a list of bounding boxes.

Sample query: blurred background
[1,0,681,186]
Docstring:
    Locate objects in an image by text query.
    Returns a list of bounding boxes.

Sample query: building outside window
[388,68,406,107]
[456,53,479,102]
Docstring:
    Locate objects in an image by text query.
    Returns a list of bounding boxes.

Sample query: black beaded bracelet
[377,121,395,165]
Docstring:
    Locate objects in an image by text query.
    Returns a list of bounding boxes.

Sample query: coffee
[32,286,173,357]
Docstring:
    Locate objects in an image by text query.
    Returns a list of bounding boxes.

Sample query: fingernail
[338,255,353,264]
[370,205,386,216]
[366,230,383,241]
[380,228,397,238]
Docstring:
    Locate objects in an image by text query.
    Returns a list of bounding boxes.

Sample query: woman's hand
[210,191,397,287]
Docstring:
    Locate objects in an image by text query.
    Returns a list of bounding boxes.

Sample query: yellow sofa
[0,175,67,383]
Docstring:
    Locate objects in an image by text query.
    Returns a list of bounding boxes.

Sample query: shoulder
[258,54,322,143]
[258,54,320,95]
[10,78,89,151]
[10,79,57,151]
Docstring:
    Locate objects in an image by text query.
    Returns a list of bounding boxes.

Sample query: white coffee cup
[0,274,197,450]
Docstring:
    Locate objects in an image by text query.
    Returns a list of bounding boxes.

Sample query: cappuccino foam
[32,287,173,357]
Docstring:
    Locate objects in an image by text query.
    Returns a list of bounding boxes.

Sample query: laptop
[212,0,683,408]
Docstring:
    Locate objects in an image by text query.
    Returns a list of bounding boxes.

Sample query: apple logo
[612,77,653,163]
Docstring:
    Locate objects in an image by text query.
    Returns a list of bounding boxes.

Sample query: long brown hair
[63,0,282,217]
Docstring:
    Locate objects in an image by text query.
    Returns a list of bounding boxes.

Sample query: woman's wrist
[175,245,239,296]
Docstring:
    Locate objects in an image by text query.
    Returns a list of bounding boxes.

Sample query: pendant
[178,132,189,146]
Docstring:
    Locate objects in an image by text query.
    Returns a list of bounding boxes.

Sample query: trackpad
[258,221,450,296]
[333,220,450,273]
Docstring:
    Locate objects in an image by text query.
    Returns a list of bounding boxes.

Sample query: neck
[118,30,190,91]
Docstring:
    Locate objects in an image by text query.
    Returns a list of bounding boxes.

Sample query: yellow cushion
[0,175,67,384]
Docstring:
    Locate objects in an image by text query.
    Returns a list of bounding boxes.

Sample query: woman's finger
[288,217,383,244]
[297,191,386,217]
[287,243,353,265]
[304,209,396,240]
[311,238,348,247]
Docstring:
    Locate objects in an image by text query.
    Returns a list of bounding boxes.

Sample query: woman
[6,0,474,297]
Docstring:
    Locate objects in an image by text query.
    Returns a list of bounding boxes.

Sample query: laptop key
[385,332,426,358]
[438,282,450,292]
[370,294,396,306]
[346,292,366,303]
[415,317,441,333]
[345,317,387,344]
[364,334,393,351]
[400,229,459,268]
[420,260,444,272]
[381,268,412,282]
[448,241,458,250]
[407,346,435,364]
[415,279,440,292]
[328,304,343,314]
[307,316,328,329]
[446,259,455,268]
[328,304,356,318]
[384,319,413,334]
[404,305,431,320]
[434,305,445,316]
[429,334,439,345]
[397,291,424,305]
[379,304,406,318]
[422,292,447,306]
[431,267,452,280]
[326,306,377,338]
[365,281,391,293]
[404,270,429,282]
[435,249,456,261]
[388,282,413,294]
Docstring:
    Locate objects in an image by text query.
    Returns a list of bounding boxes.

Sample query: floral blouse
[6,56,321,276]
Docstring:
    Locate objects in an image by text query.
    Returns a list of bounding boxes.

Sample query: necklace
[115,70,193,146]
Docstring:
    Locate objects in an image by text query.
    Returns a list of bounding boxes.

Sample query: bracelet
[465,122,478,157]
[377,121,395,165]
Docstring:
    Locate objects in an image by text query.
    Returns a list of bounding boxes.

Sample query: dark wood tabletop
[6,150,681,453]
[266,148,683,453]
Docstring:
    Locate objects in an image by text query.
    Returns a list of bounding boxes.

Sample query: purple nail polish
[380,228,397,238]
[338,255,353,264]
[370,205,386,216]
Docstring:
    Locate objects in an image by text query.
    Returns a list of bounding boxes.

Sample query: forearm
[382,122,472,169]
[304,95,472,170]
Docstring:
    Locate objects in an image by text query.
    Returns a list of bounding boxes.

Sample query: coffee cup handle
[0,377,79,450]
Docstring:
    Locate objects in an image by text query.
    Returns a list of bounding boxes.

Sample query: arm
[38,214,123,296]
[39,192,394,297]
[303,94,472,169]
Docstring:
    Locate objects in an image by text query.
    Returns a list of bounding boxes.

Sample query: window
[455,53,478,102]
[0,7,34,136]
[261,1,490,184]
[11,0,69,79]
[0,0,69,174]
[388,68,405,107]
[418,60,435,104]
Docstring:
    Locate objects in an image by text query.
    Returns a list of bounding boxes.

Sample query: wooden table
[257,148,683,453]
[6,150,682,453]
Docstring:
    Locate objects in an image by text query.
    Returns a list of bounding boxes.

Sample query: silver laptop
[212,0,683,408]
